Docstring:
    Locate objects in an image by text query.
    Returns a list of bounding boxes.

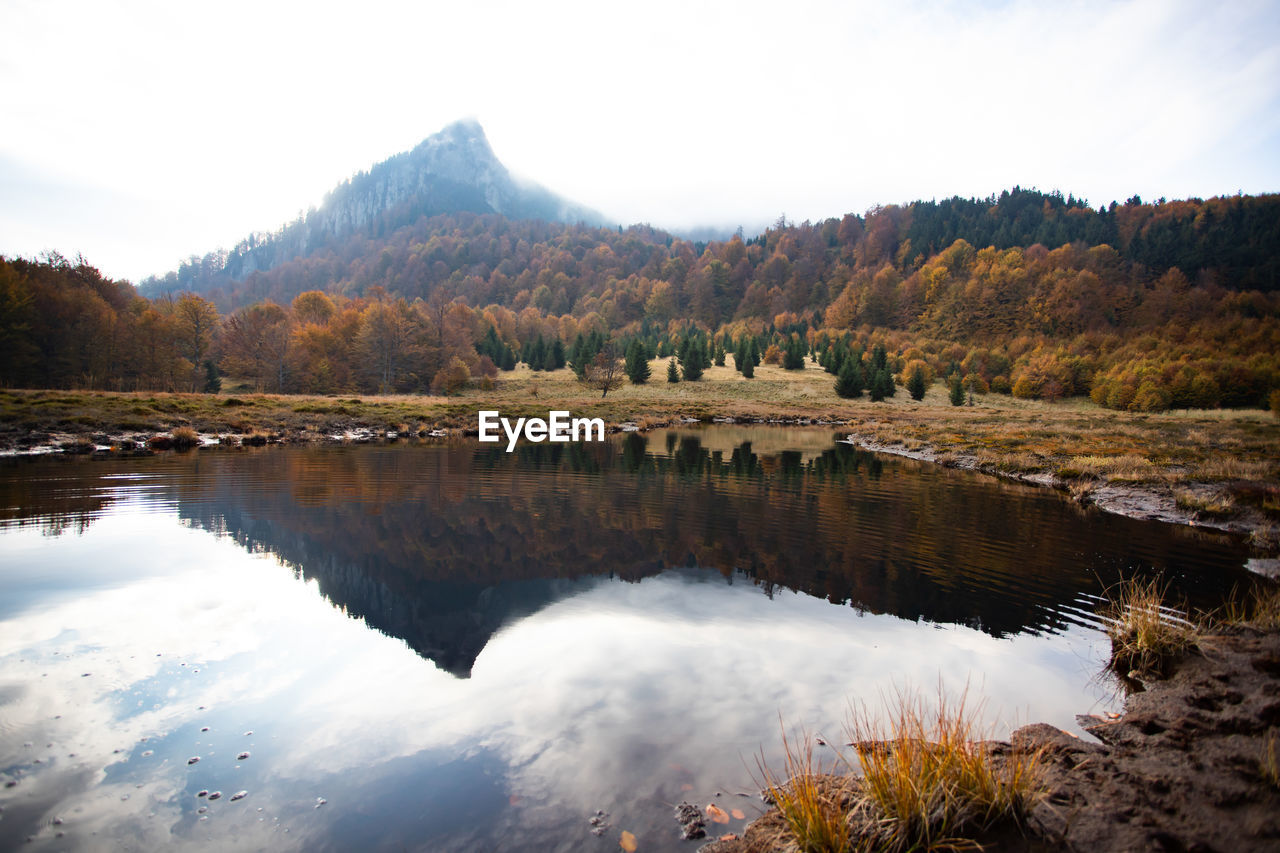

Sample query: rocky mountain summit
[142,119,601,294]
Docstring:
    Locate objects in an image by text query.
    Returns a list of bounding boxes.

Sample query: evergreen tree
[783,334,806,370]
[949,374,966,406]
[625,339,651,385]
[834,357,862,398]
[735,336,748,374]
[549,338,566,370]
[907,365,927,400]
[680,342,704,381]
[871,343,888,372]
[569,334,590,377]
[879,368,897,399]
[667,357,680,383]
[741,354,754,378]
[202,359,221,393]
[713,338,725,367]
[526,335,546,371]
[748,337,761,368]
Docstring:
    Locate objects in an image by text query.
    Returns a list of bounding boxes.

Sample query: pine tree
[834,357,862,398]
[526,335,546,371]
[549,338,566,370]
[625,339,651,385]
[202,359,221,393]
[679,333,705,381]
[713,339,726,366]
[667,357,680,383]
[908,365,927,400]
[783,335,806,370]
[735,337,748,374]
[742,355,754,378]
[870,367,895,402]
[748,337,761,368]
[879,368,897,399]
[949,374,965,406]
[871,343,888,372]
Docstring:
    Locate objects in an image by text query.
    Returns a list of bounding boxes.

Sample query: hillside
[140,120,603,297]
[4,120,1280,414]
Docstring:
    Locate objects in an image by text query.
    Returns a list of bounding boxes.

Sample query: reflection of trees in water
[1,438,1252,675]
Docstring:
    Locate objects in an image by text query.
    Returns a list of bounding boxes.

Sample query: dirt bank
[706,627,1280,852]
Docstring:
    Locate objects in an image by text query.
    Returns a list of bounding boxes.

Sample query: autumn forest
[3,187,1279,413]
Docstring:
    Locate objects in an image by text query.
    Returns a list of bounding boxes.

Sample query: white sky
[2,0,1278,283]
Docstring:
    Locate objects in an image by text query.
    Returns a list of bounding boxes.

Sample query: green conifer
[908,365,927,400]
[625,339,651,385]
[834,358,863,398]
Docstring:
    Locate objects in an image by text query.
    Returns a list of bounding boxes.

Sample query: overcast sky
[2,0,1278,283]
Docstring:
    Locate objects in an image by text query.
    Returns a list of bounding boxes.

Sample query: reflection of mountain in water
[0,431,1252,676]
[192,505,615,677]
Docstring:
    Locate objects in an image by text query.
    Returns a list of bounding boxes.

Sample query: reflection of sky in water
[1,506,1116,852]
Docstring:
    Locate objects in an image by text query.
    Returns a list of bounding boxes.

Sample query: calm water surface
[0,428,1254,851]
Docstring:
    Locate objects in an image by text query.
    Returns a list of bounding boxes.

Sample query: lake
[0,428,1254,851]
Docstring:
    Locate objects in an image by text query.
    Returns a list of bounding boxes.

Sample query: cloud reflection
[2,511,1115,851]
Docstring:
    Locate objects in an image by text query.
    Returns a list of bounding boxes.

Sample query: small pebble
[197,791,208,798]
[200,727,209,732]
[237,752,250,761]
[187,757,200,765]
[230,791,247,802]
[208,792,222,801]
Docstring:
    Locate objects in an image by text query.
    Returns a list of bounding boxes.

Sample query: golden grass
[1215,583,1280,630]
[844,690,1045,852]
[1174,489,1236,518]
[756,727,852,853]
[169,425,199,449]
[758,690,1045,853]
[1099,577,1201,678]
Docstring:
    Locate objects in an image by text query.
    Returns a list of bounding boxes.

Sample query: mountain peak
[140,119,602,295]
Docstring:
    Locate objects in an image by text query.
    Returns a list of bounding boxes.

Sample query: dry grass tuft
[844,690,1045,852]
[1216,584,1280,630]
[1099,577,1201,678]
[170,425,200,450]
[1193,457,1276,482]
[1174,489,1235,519]
[756,727,852,853]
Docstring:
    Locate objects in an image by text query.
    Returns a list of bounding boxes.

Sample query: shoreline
[3,385,1275,570]
[707,624,1280,852]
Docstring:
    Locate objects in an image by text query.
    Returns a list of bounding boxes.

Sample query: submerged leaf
[730,808,745,820]
[706,803,730,824]
[619,829,637,851]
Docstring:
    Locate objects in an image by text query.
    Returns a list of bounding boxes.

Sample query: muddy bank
[845,435,1279,572]
[707,627,1280,852]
